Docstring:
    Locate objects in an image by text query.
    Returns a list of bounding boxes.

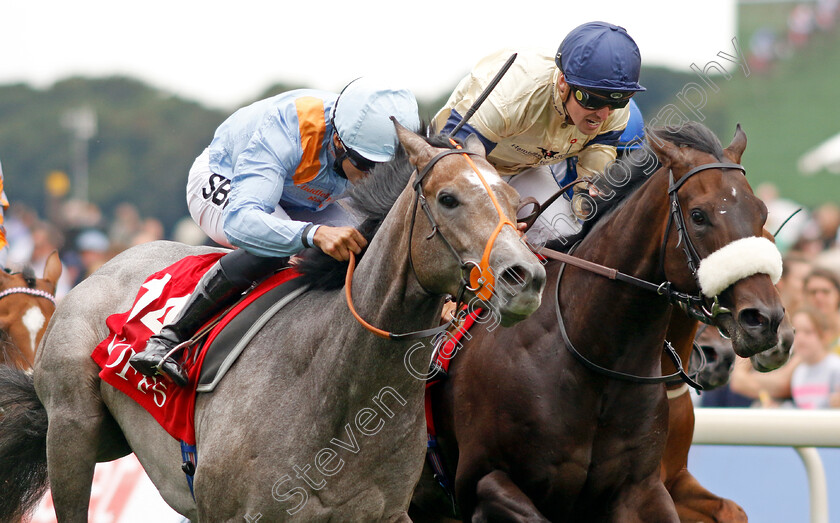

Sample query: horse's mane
[0,329,18,366]
[295,126,448,290]
[21,267,37,288]
[545,122,725,251]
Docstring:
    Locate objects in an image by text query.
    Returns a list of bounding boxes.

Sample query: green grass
[712,5,840,209]
[739,2,797,40]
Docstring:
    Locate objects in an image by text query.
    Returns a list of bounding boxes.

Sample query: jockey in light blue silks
[130,78,420,385]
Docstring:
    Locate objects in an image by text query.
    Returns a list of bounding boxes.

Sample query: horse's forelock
[21,267,36,288]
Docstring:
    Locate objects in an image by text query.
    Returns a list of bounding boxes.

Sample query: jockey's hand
[588,183,605,198]
[516,222,528,238]
[313,225,367,262]
[440,299,458,324]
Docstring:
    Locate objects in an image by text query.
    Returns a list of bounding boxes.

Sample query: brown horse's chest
[450,318,671,512]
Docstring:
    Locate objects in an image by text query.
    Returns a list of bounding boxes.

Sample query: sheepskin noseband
[696,236,782,297]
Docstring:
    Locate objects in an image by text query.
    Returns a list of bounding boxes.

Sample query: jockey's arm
[221,126,329,258]
[575,105,628,196]
[435,109,498,155]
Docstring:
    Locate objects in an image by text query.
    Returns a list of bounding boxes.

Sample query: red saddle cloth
[91,253,299,445]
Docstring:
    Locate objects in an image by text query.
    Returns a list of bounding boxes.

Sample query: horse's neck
[561,170,674,359]
[580,172,670,278]
[345,188,443,349]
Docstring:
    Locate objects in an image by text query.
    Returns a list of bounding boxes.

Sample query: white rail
[693,408,840,523]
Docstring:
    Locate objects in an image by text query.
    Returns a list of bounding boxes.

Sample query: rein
[535,246,708,312]
[543,160,747,387]
[553,254,701,387]
[0,286,57,304]
[345,140,518,340]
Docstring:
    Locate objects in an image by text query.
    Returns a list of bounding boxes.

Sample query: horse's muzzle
[730,302,785,357]
[493,261,546,326]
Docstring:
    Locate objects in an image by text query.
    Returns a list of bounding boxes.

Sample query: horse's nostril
[738,306,784,335]
[701,346,718,363]
[739,308,767,329]
[501,265,528,288]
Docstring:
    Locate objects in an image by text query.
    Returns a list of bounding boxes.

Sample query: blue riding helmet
[617,99,645,151]
[331,77,420,163]
[556,21,646,94]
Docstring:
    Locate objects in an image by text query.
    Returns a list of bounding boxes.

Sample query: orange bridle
[345,139,518,339]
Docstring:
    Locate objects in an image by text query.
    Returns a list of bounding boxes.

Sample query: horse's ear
[645,128,686,170]
[723,123,747,164]
[43,250,62,287]
[463,133,486,157]
[393,117,434,168]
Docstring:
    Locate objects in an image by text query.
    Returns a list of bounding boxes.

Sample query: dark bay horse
[411,123,789,522]
[0,124,546,522]
[0,251,61,370]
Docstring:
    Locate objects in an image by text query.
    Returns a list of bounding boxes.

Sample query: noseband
[345,139,519,340]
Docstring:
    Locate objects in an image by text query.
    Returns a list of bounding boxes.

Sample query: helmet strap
[330,133,349,179]
[551,76,574,125]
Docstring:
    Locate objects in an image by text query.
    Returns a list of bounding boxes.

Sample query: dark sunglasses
[341,142,378,173]
[569,85,632,110]
[331,132,379,174]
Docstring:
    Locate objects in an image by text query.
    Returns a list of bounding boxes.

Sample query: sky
[0,0,738,111]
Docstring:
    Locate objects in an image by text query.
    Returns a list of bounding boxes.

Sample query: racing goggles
[336,135,378,173]
[569,85,632,111]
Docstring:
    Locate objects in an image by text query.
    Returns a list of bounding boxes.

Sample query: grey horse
[0,123,546,522]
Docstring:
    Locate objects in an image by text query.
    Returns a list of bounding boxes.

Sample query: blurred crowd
[699,182,840,410]
[3,198,209,299]
[747,0,840,74]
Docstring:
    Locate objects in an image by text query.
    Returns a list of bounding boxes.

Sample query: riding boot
[129,262,246,386]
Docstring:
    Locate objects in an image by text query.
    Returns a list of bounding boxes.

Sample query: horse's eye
[438,193,460,209]
[690,209,707,225]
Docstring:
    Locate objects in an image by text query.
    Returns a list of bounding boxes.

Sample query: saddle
[196,271,308,391]
[91,253,308,445]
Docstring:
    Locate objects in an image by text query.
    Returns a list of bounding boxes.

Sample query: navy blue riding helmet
[556,21,646,95]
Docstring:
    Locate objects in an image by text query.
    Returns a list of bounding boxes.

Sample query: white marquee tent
[798,132,840,174]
